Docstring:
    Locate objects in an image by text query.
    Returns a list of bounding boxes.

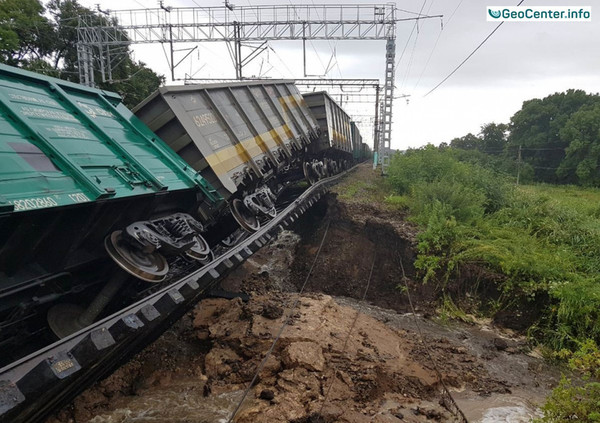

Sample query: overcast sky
[78,0,600,150]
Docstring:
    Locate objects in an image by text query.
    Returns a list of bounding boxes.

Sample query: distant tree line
[0,0,163,108]
[444,89,600,186]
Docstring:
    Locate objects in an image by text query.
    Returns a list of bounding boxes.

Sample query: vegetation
[387,146,600,351]
[448,89,600,186]
[536,377,600,422]
[0,0,163,107]
[386,146,600,420]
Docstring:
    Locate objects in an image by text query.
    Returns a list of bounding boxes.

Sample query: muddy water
[333,296,557,423]
[88,383,242,423]
[456,391,542,423]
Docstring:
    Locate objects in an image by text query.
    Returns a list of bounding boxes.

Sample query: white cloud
[78,0,600,150]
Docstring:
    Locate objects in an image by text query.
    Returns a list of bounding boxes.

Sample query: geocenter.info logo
[486,6,591,21]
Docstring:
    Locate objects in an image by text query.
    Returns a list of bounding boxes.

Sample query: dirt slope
[47,165,561,423]
[49,293,487,423]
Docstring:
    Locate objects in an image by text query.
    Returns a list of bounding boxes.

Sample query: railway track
[0,166,355,423]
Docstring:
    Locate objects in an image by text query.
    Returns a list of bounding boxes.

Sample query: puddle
[454,391,543,423]
[480,405,541,423]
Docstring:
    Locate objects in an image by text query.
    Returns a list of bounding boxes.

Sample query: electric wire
[400,0,436,91]
[309,0,343,78]
[446,0,466,24]
[316,253,377,421]
[397,252,469,422]
[395,0,428,70]
[187,0,241,78]
[414,0,465,90]
[463,147,567,153]
[424,0,526,97]
[226,219,332,423]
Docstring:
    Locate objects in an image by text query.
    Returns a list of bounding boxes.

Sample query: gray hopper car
[351,121,363,161]
[134,81,320,232]
[302,91,357,179]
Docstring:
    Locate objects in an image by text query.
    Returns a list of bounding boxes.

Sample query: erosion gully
[46,165,562,423]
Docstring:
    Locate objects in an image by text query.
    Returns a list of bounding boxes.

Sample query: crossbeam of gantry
[77,4,397,45]
[77,4,442,174]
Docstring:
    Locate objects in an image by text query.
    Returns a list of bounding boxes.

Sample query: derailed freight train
[0,64,366,421]
[302,91,359,182]
[0,64,225,363]
[133,81,320,233]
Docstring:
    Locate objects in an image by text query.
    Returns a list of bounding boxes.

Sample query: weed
[388,146,600,351]
[438,295,473,324]
[536,377,600,422]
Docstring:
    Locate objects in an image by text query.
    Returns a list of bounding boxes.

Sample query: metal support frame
[76,3,441,174]
[379,38,394,175]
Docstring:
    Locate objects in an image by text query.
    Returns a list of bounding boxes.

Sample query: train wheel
[105,231,169,282]
[231,198,260,233]
[48,272,129,338]
[303,161,317,185]
[222,229,248,247]
[188,249,214,265]
[245,195,277,219]
[186,234,213,265]
[330,160,336,175]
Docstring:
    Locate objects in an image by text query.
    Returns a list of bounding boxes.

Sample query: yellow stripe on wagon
[203,125,291,176]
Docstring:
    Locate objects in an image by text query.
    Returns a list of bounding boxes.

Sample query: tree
[508,89,600,183]
[0,0,164,109]
[450,133,481,150]
[479,122,508,154]
[0,0,55,67]
[103,60,164,108]
[46,0,92,81]
[557,104,600,185]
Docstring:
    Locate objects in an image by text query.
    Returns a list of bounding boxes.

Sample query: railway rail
[0,166,355,423]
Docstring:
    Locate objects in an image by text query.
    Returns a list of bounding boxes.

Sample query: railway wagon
[134,81,320,232]
[302,91,354,180]
[0,64,223,362]
[351,121,363,161]
[361,142,372,161]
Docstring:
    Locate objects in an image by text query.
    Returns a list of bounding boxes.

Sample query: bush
[388,145,511,214]
[537,377,600,422]
[568,339,600,379]
[387,146,600,352]
[387,145,461,194]
[410,180,485,224]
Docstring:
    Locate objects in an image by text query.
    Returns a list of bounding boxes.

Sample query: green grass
[382,147,600,421]
[386,147,600,352]
[333,168,406,212]
[535,377,600,422]
[519,184,600,219]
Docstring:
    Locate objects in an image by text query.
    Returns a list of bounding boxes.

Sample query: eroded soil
[47,165,562,423]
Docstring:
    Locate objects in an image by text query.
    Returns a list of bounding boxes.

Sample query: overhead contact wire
[227,219,332,423]
[424,0,526,97]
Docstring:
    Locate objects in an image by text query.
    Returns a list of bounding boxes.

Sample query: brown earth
[48,293,506,423]
[288,166,431,316]
[47,164,561,423]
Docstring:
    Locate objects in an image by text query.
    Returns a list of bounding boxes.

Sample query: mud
[47,165,562,423]
[289,168,434,317]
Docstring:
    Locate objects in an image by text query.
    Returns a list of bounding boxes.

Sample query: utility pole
[373,84,380,170]
[516,145,522,185]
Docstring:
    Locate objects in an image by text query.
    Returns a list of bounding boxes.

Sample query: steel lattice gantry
[76,3,433,174]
